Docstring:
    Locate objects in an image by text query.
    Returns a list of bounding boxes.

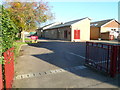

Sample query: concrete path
[13,39,119,88]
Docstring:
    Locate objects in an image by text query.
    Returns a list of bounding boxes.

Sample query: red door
[74,30,80,39]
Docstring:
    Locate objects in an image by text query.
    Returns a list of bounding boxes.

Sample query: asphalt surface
[12,39,119,88]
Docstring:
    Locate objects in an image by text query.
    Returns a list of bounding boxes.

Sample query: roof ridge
[64,17,88,24]
[44,17,90,30]
[91,19,114,23]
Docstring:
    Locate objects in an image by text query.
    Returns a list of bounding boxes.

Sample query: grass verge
[20,38,31,41]
[13,42,26,57]
[13,40,32,61]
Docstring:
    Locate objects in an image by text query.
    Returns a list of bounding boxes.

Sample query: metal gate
[85,42,120,77]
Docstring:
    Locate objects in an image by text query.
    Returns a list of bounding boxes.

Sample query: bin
[109,35,114,40]
[30,36,38,43]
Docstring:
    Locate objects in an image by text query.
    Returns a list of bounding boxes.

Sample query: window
[94,24,98,26]
[90,23,98,26]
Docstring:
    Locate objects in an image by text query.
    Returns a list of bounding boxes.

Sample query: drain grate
[15,65,87,80]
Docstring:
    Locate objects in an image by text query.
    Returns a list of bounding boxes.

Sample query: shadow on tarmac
[28,39,119,87]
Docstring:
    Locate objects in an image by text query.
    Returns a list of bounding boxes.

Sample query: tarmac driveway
[13,39,119,88]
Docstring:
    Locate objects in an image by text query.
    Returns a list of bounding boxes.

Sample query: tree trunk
[18,30,22,39]
[21,30,25,42]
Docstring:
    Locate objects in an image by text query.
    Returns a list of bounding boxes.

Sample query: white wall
[71,18,90,41]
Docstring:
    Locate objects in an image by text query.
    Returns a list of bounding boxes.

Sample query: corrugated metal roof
[90,19,113,27]
[45,17,89,30]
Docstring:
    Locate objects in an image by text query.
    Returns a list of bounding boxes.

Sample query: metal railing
[85,42,120,77]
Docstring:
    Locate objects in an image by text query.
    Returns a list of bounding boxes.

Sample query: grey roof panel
[37,23,55,30]
[90,19,113,27]
[46,17,88,30]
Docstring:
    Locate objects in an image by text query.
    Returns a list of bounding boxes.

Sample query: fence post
[85,42,89,64]
[0,64,3,89]
[110,45,117,77]
[4,47,14,88]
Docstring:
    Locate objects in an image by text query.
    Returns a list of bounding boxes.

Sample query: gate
[85,42,120,77]
[3,47,14,88]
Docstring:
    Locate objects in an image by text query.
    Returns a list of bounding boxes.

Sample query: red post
[4,47,14,88]
[0,64,3,89]
[110,45,117,77]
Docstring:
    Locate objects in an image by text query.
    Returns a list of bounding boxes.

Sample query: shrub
[1,5,18,53]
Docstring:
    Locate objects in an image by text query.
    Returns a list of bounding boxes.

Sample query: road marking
[67,52,85,59]
[14,65,87,80]
[67,52,110,64]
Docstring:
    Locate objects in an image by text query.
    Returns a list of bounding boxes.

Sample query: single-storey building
[39,17,91,42]
[36,22,61,37]
[90,19,120,40]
